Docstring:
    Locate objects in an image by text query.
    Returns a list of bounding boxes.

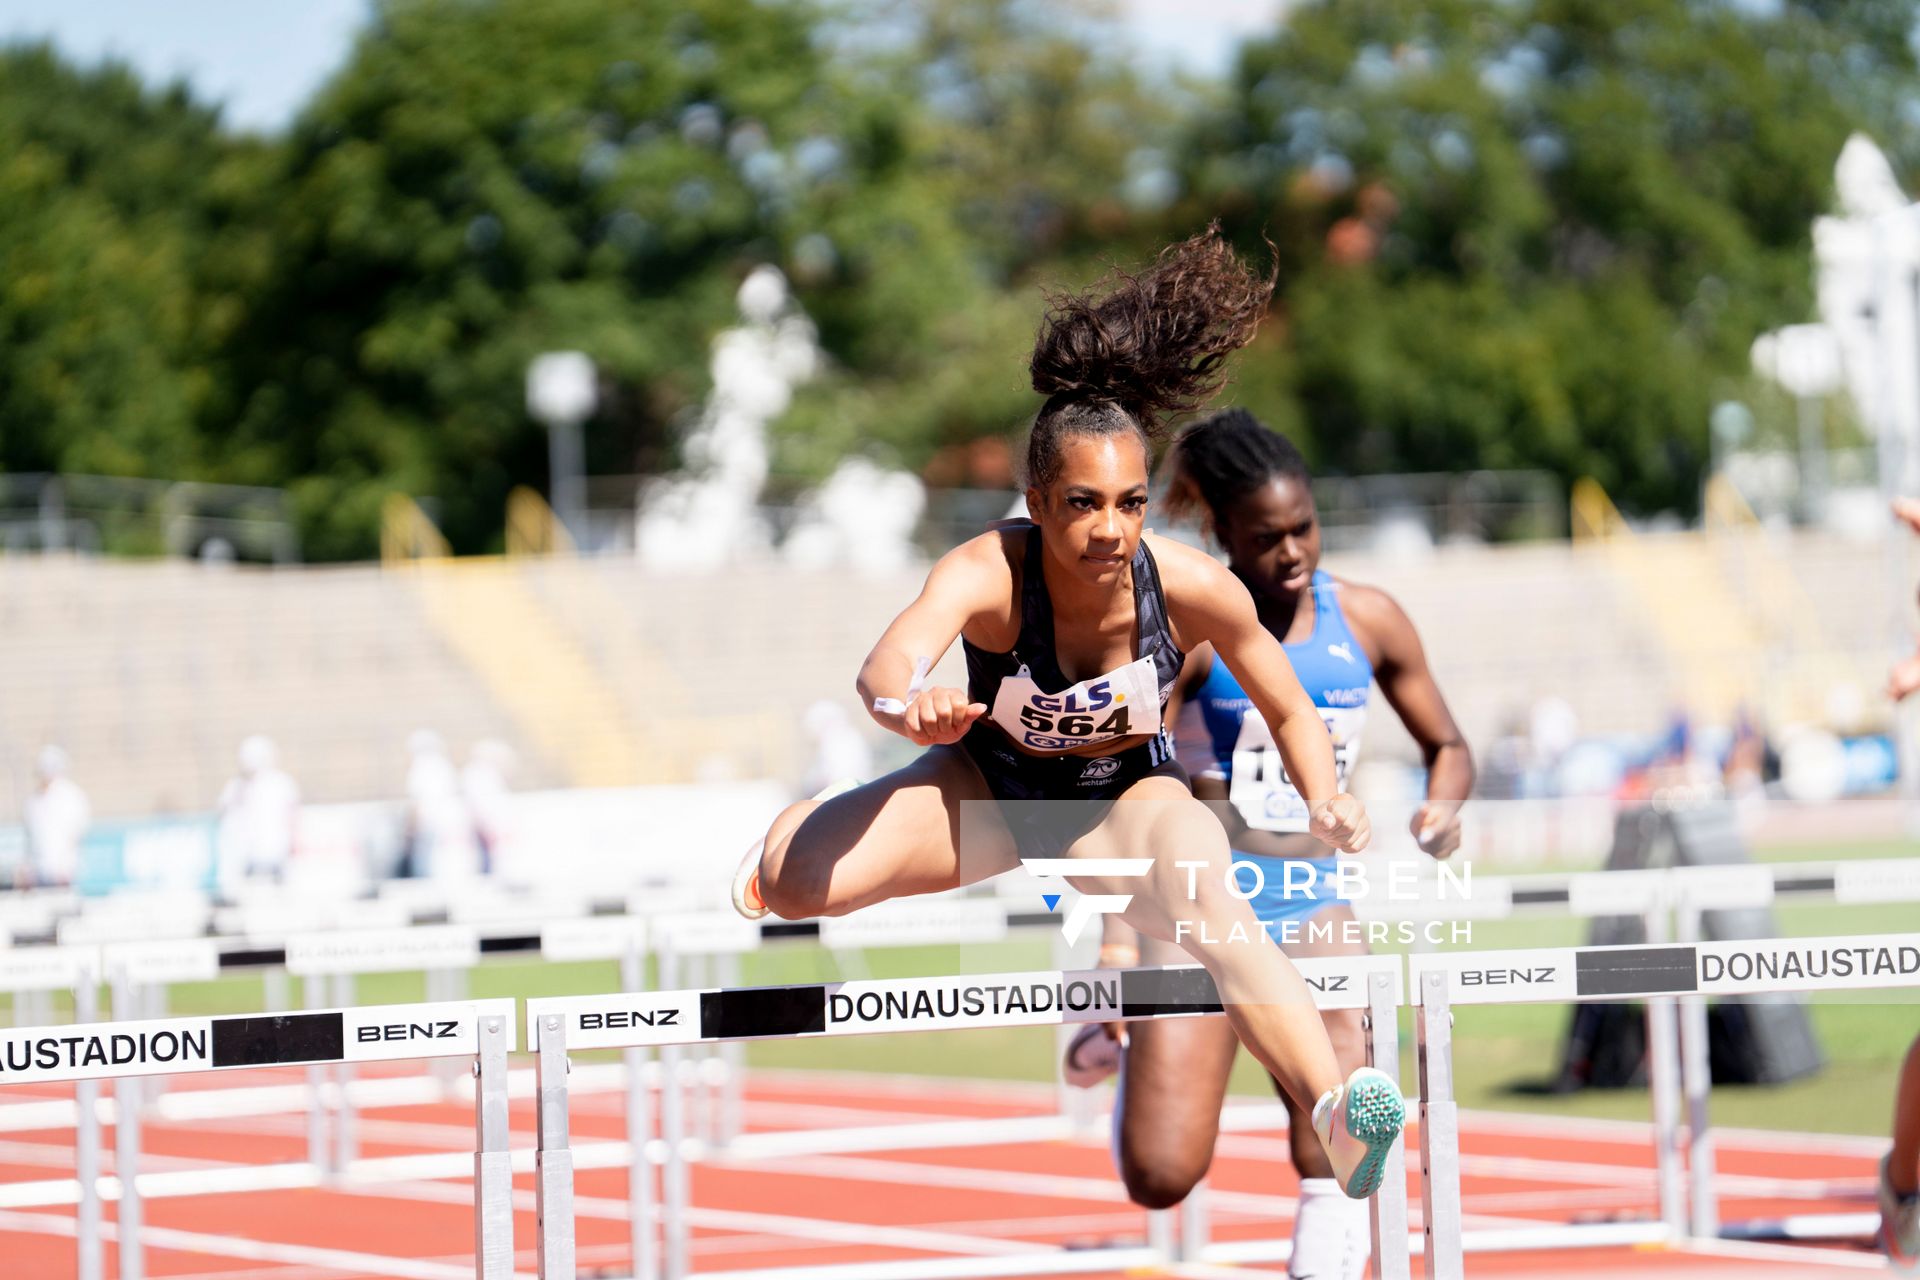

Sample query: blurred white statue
[403,730,478,882]
[636,264,926,572]
[797,700,874,798]
[783,457,927,574]
[216,735,301,889]
[636,266,819,569]
[461,739,516,877]
[1811,134,1917,460]
[24,745,88,889]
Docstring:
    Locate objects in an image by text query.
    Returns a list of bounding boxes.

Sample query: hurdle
[1410,930,1920,1277]
[0,989,519,1280]
[527,954,1409,1280]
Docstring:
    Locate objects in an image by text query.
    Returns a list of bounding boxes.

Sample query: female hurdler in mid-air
[733,226,1404,1198]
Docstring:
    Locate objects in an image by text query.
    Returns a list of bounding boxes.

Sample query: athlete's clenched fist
[901,686,987,746]
[1309,792,1371,853]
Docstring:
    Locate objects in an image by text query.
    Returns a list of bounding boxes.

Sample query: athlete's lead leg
[1070,774,1403,1198]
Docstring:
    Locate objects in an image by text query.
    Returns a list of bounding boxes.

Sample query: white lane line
[0,1206,533,1280]
[728,1151,1299,1217]
[1674,1234,1893,1270]
[343,1176,1044,1259]
[1213,1130,1876,1201]
[728,1070,1899,1162]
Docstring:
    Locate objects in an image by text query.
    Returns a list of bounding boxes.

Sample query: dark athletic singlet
[957,525,1184,855]
[963,525,1184,747]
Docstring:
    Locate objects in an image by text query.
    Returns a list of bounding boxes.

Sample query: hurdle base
[1717,1211,1879,1243]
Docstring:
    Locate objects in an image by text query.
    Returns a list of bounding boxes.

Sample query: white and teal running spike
[1315,1066,1405,1200]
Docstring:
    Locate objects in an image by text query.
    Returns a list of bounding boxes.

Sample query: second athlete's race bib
[1227,704,1366,832]
[988,655,1163,753]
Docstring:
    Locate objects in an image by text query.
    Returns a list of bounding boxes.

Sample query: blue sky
[0,0,1284,134]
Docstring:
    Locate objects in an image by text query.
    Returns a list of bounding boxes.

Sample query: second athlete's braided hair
[1162,407,1311,533]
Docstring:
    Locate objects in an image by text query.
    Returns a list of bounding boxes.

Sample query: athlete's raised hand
[1894,496,1920,537]
[1891,646,1920,703]
[900,687,988,746]
[1410,800,1462,860]
[1309,793,1371,853]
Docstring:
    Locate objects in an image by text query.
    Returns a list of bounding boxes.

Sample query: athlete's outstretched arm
[1344,585,1474,857]
[1156,541,1369,851]
[856,535,1011,746]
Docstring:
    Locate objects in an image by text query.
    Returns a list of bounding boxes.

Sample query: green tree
[772,0,1195,487]
[0,47,256,485]
[220,0,966,556]
[1183,0,1917,515]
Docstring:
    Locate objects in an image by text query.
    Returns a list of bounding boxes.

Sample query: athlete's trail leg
[756,746,1017,919]
[1112,991,1237,1208]
[1894,1030,1920,1196]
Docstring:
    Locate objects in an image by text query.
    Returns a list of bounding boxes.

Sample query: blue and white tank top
[1193,571,1370,832]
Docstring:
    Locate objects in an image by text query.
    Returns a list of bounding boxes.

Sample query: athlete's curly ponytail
[1162,408,1311,534]
[1025,224,1274,489]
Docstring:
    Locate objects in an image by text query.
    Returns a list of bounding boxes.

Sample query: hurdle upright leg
[331,972,357,1172]
[534,1013,577,1280]
[1644,900,1687,1238]
[716,950,745,1148]
[473,1013,514,1280]
[1049,928,1100,1133]
[692,953,719,1150]
[74,976,102,1280]
[1416,969,1464,1280]
[621,942,660,1280]
[1176,1178,1208,1262]
[1676,905,1718,1238]
[659,945,691,1280]
[1367,969,1412,1280]
[304,974,330,1175]
[111,974,144,1280]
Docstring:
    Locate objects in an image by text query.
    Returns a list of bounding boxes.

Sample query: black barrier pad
[1773,874,1836,896]
[702,986,826,1039]
[1120,967,1223,1018]
[211,1012,345,1067]
[217,948,284,970]
[1575,946,1697,997]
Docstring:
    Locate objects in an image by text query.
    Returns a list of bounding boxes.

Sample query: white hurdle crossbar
[0,993,519,1280]
[1411,930,1920,1276]
[528,955,1408,1280]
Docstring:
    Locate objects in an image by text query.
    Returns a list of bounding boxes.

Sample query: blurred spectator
[216,735,300,889]
[1477,712,1532,800]
[1528,695,1579,792]
[797,700,873,799]
[24,746,88,888]
[1723,706,1774,822]
[1889,498,1920,702]
[461,739,516,877]
[402,730,477,881]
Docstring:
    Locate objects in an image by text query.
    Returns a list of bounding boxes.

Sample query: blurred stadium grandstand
[0,471,1895,826]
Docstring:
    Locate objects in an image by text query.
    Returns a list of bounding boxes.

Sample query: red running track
[0,1065,1893,1279]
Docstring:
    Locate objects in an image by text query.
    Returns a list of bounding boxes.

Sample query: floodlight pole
[527,352,598,548]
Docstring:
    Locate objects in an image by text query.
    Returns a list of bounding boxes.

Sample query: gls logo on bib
[988,656,1162,752]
